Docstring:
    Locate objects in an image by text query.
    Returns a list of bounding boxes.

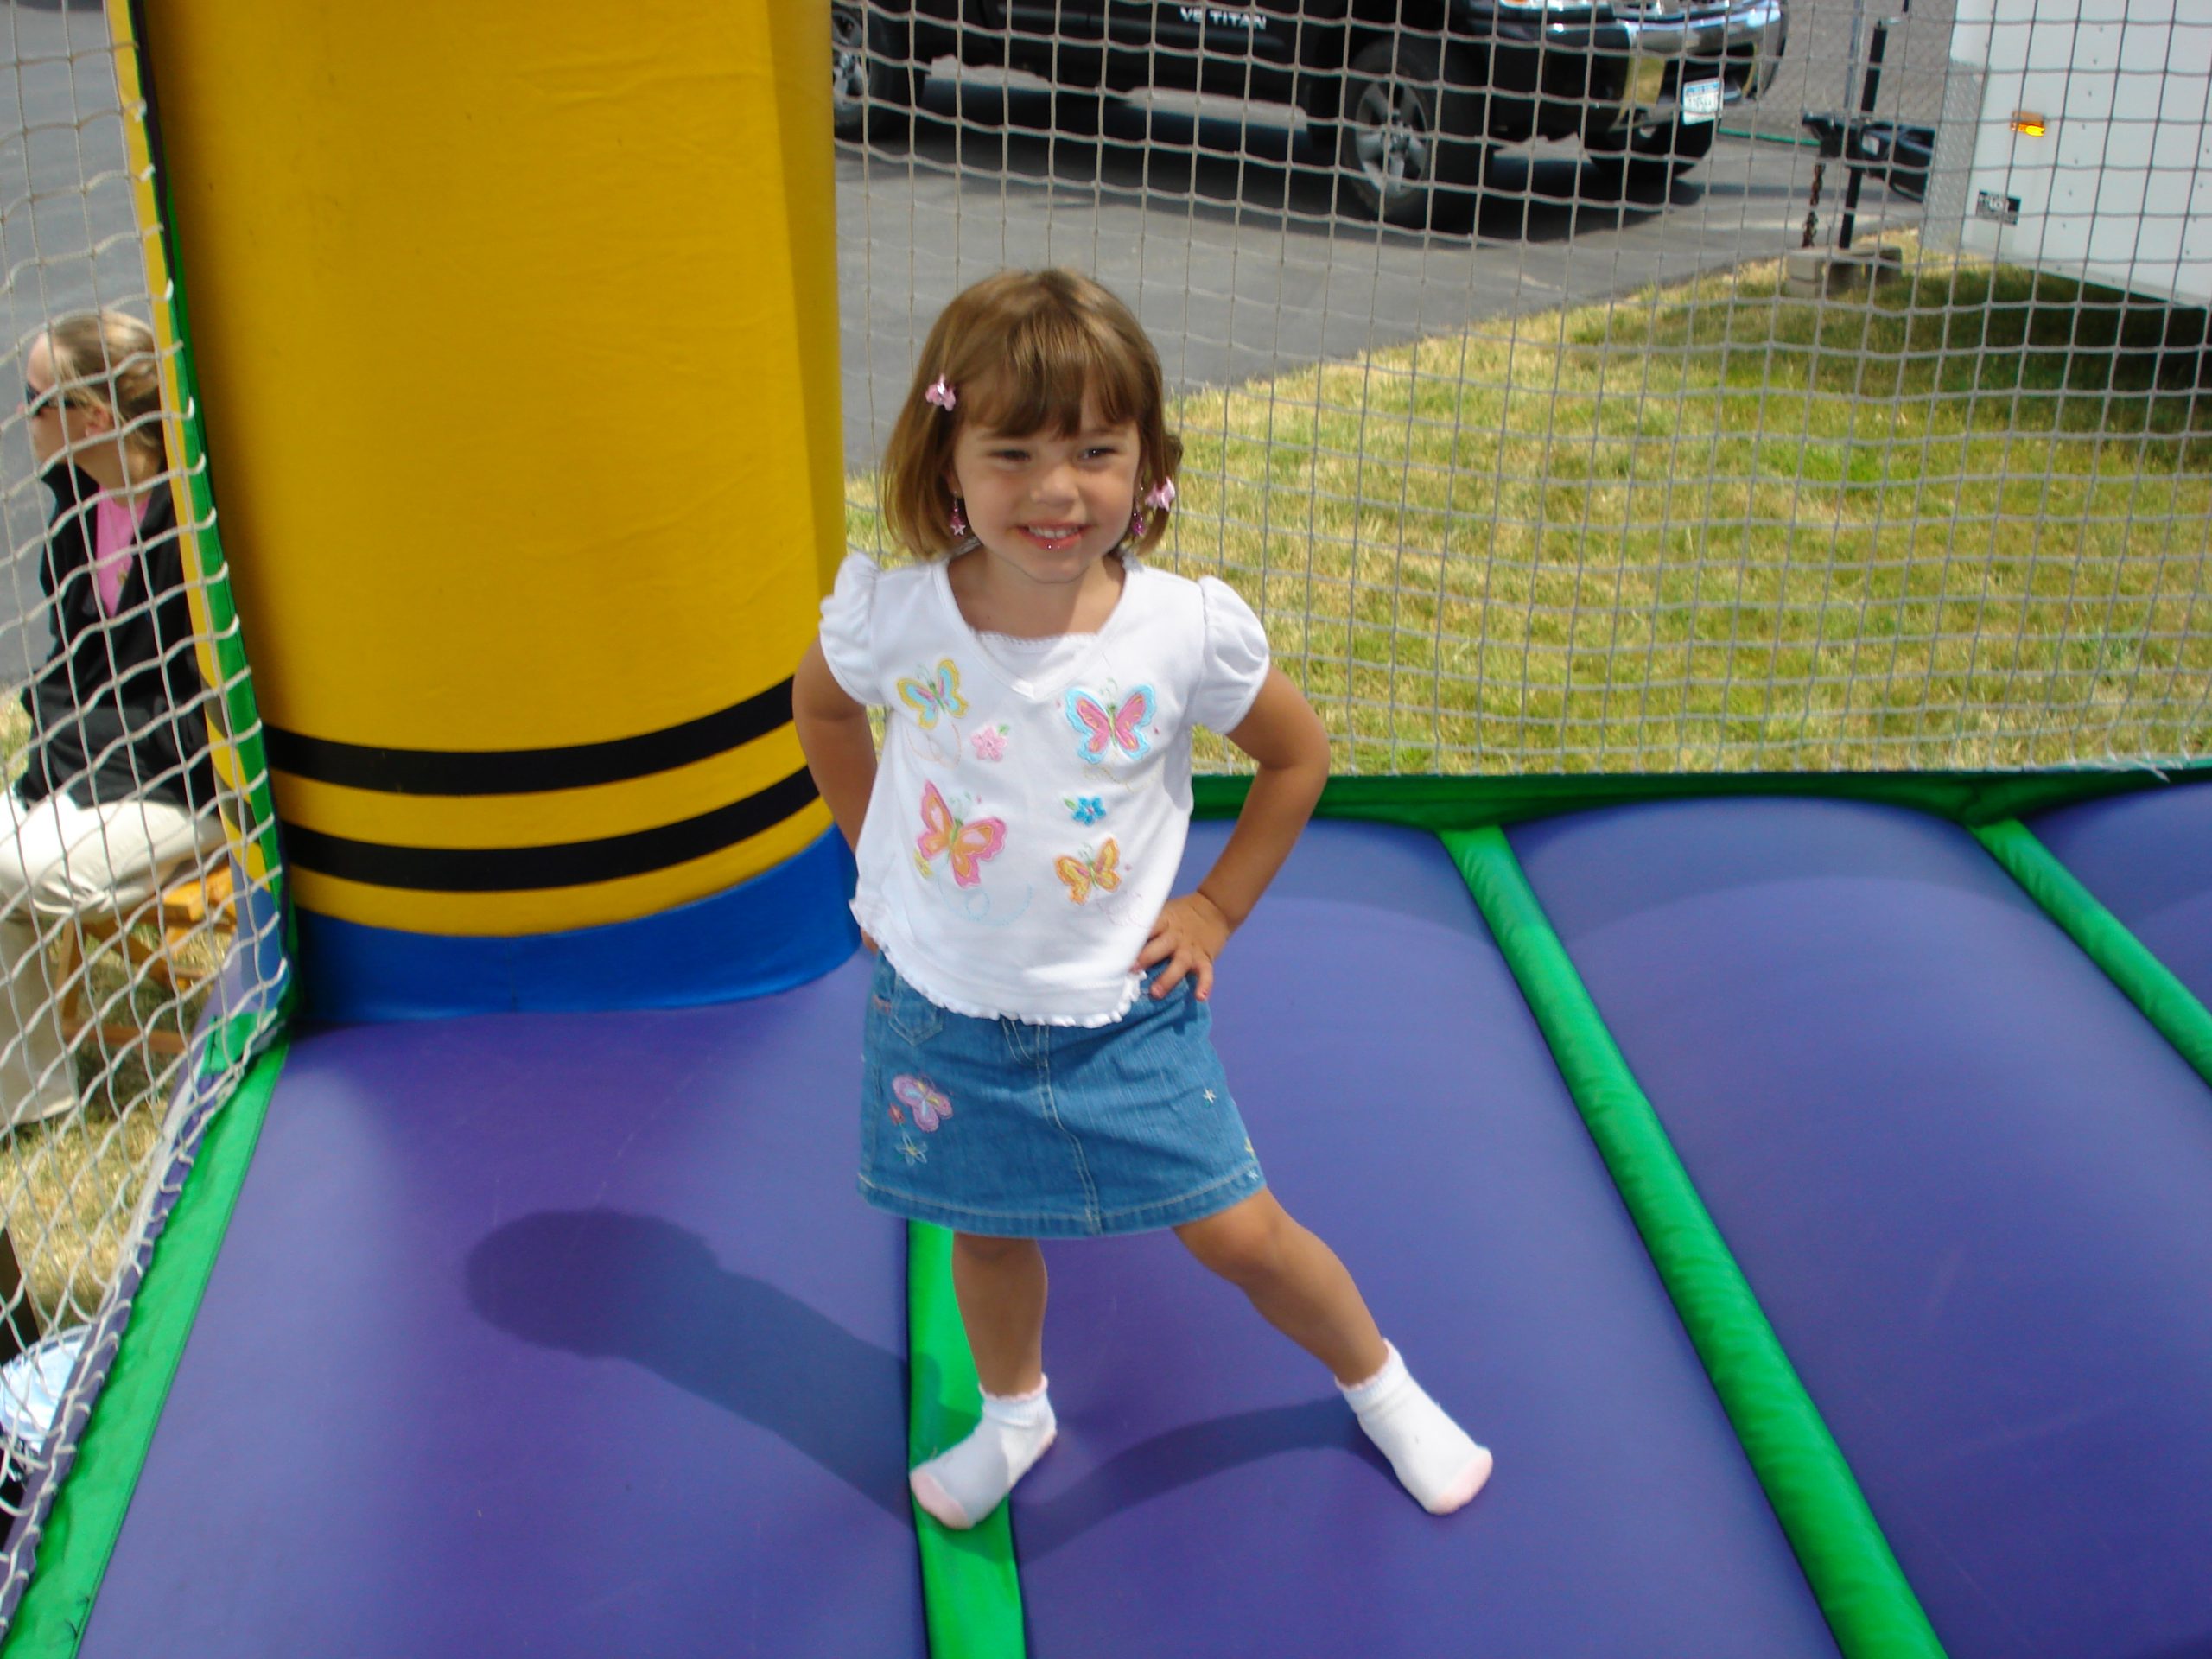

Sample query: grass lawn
[851,242,2212,774]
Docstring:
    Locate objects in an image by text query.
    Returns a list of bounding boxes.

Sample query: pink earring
[948,497,969,538]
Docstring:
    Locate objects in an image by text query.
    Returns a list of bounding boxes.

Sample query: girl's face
[23,334,114,472]
[944,398,1142,591]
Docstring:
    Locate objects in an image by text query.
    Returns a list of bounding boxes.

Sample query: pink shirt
[91,493,146,617]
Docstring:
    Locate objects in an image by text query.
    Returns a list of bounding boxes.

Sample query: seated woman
[3,310,224,1128]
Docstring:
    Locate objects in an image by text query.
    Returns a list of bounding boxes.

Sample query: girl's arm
[1137,665,1329,1000]
[792,639,877,854]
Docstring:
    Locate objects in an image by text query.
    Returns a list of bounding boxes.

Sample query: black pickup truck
[833,0,1789,224]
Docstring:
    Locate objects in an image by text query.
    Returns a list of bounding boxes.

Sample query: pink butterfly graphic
[892,1074,953,1132]
[915,781,1007,888]
[1064,683,1157,765]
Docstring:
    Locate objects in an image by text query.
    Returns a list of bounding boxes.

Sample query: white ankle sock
[909,1378,1058,1530]
[1341,1344,1492,1515]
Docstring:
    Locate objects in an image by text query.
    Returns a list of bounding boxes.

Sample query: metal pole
[1835,1,1898,251]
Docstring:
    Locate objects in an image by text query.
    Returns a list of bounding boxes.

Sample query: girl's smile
[945,399,1143,607]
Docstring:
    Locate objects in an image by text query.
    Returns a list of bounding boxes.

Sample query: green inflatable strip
[1974,819,2212,1090]
[1193,762,2212,832]
[906,1223,1027,1659]
[124,0,286,897]
[1441,827,1947,1659]
[3,1034,289,1658]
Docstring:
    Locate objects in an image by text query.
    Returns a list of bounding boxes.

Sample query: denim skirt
[855,955,1266,1238]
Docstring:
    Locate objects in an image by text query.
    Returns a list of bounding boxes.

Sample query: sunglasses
[23,382,66,417]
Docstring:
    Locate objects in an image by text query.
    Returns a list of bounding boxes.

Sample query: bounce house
[1,4,2209,1657]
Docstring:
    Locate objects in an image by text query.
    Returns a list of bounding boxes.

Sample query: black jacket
[17,465,217,812]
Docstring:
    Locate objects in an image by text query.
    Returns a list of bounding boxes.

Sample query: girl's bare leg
[1173,1190,1387,1383]
[950,1232,1048,1396]
[912,1232,1058,1530]
[1177,1190,1491,1514]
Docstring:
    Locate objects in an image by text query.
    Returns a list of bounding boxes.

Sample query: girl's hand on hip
[1137,892,1232,1001]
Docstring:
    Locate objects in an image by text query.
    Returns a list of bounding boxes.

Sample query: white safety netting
[835,0,2211,774]
[0,4,280,1626]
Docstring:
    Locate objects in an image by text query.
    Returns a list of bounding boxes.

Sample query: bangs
[953,308,1150,437]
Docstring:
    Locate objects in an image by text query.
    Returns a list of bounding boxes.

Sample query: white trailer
[1926,0,2212,308]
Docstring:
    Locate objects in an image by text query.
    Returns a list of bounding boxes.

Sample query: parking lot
[836,70,1925,463]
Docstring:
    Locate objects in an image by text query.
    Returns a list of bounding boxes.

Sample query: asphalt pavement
[836,67,1924,465]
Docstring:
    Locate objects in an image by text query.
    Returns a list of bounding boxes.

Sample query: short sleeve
[1188,575,1272,733]
[817,553,883,705]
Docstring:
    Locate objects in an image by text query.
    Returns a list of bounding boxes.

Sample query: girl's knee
[1179,1198,1295,1287]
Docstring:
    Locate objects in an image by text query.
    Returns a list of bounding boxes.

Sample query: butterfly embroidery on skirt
[891,1074,953,1132]
[898,659,968,728]
[1065,683,1156,766]
[1054,836,1122,904]
[914,781,1006,889]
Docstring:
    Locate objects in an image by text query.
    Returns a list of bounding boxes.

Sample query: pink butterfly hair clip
[925,376,957,412]
[1130,476,1177,540]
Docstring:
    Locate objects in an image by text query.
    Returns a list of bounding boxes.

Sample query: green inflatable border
[122,0,285,905]
[1192,760,2212,833]
[906,1224,1027,1659]
[2,1036,289,1658]
[1974,820,2212,1089]
[1445,828,1944,1659]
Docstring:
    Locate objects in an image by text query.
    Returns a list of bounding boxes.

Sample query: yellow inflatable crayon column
[137,2,853,1016]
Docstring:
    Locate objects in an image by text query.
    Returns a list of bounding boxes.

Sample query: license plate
[1682,78,1723,124]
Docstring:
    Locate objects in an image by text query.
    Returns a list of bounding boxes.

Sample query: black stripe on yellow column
[281,766,820,892]
[264,679,795,796]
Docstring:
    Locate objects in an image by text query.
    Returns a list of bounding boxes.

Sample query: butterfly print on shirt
[914,781,1006,889]
[1064,683,1156,768]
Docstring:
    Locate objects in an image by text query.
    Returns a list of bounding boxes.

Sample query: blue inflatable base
[296,830,859,1023]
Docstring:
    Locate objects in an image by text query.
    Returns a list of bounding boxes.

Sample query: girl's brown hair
[879,269,1183,560]
[43,310,168,474]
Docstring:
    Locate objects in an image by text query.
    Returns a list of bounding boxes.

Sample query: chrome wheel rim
[831,9,870,124]
[1351,81,1429,205]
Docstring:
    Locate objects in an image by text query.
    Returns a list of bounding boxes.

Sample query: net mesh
[836,0,2211,774]
[0,3,283,1624]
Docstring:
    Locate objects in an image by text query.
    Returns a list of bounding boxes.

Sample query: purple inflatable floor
[74,820,1840,1657]
[1511,798,2212,1659]
[2031,780,2212,1006]
[77,963,923,1659]
[1006,820,1835,1658]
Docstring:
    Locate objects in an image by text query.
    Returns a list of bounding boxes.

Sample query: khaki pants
[0,788,226,1128]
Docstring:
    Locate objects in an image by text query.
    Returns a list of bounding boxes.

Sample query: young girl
[792,269,1490,1529]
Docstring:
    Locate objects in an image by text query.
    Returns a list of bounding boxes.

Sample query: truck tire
[1336,36,1488,228]
[832,3,924,139]
[1586,112,1718,194]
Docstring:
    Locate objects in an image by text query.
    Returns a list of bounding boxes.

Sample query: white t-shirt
[818,550,1271,1026]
